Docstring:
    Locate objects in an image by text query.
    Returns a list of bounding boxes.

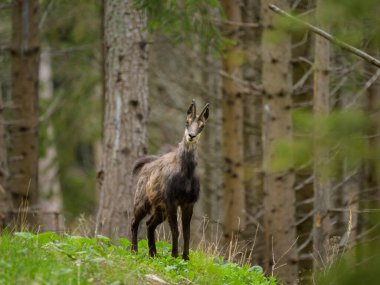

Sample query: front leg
[181,204,194,260]
[167,205,179,258]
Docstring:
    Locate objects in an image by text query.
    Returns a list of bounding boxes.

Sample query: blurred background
[0,0,380,284]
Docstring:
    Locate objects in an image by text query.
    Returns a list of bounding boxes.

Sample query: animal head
[184,99,209,144]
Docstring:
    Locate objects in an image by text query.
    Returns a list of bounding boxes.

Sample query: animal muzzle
[188,133,196,141]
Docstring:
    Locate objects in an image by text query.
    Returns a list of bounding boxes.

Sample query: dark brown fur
[131,100,209,260]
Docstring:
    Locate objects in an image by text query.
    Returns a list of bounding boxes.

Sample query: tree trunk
[221,0,246,241]
[241,0,264,264]
[362,53,380,247]
[365,57,380,207]
[222,0,245,240]
[8,0,40,227]
[313,0,331,268]
[261,0,298,283]
[0,86,12,229]
[96,0,149,239]
[38,48,63,232]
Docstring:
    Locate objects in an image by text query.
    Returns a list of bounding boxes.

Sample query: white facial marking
[185,128,199,144]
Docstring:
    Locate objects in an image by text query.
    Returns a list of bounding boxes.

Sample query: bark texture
[8,0,40,225]
[96,0,148,239]
[365,59,380,207]
[221,0,246,240]
[0,87,12,228]
[362,54,380,246]
[313,0,331,268]
[241,0,264,261]
[261,0,298,283]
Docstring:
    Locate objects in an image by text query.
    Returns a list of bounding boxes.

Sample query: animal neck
[178,140,197,177]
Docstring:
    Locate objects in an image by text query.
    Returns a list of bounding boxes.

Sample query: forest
[0,0,379,284]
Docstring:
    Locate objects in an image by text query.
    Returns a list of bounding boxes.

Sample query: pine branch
[268,4,380,69]
[212,18,260,28]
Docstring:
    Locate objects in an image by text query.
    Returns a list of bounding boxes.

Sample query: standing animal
[131,100,209,260]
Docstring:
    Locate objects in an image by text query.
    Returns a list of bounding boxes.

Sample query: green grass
[0,232,276,285]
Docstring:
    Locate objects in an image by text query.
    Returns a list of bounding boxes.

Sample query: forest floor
[0,232,276,285]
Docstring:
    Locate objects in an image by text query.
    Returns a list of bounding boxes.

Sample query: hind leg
[147,207,166,257]
[131,203,149,253]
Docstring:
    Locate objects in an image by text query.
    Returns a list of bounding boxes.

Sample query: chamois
[131,100,209,260]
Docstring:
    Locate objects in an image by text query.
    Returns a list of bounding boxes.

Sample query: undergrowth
[0,232,277,285]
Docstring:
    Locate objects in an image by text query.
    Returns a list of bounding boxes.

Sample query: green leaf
[138,240,148,249]
[96,235,111,243]
[36,232,61,244]
[249,265,264,274]
[119,238,131,248]
[14,232,35,240]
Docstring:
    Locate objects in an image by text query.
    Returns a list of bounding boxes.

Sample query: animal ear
[199,103,209,122]
[187,99,196,120]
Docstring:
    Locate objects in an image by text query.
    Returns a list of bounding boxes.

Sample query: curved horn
[187,99,196,119]
[198,103,210,122]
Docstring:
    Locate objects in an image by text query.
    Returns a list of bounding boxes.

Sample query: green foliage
[316,215,380,285]
[320,0,380,46]
[269,110,371,179]
[0,232,276,285]
[264,14,306,45]
[135,0,226,52]
[271,0,380,52]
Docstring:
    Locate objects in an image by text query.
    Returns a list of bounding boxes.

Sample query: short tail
[132,155,158,175]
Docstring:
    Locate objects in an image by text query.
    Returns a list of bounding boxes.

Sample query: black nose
[189,134,196,139]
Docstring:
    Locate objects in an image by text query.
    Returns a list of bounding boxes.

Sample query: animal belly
[146,177,165,206]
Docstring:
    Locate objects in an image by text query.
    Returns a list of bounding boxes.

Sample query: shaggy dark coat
[131,101,209,260]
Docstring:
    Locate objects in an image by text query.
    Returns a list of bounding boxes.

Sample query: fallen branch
[268,4,380,69]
